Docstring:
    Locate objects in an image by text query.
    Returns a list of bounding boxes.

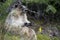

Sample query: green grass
[37,34,51,40]
[4,33,51,40]
[4,33,60,40]
[4,33,20,40]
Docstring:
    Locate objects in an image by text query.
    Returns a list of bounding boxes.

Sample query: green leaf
[46,5,57,14]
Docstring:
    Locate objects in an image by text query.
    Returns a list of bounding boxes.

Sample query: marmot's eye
[15,4,18,8]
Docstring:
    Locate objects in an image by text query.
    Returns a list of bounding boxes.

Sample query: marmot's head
[5,3,32,28]
[13,4,32,27]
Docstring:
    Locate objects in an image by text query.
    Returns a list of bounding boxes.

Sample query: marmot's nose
[24,23,32,26]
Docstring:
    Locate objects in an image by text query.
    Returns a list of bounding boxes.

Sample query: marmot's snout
[24,22,32,27]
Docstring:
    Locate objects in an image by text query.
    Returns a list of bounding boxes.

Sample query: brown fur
[4,5,37,40]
